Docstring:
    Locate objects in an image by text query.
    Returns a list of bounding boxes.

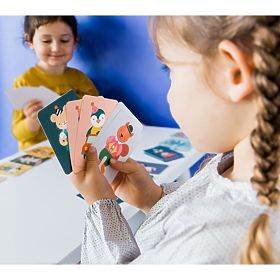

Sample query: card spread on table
[38,90,78,174]
[160,136,192,153]
[73,95,118,173]
[0,162,32,176]
[137,161,168,175]
[25,146,55,159]
[144,145,184,162]
[38,91,143,181]
[5,86,59,110]
[11,154,48,167]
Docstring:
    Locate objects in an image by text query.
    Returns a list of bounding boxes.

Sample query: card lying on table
[11,154,48,167]
[144,145,184,162]
[137,161,168,175]
[0,162,32,176]
[25,146,55,159]
[38,90,78,174]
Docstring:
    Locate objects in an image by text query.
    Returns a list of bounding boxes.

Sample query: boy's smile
[28,21,76,75]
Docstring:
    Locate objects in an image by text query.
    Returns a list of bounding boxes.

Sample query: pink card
[74,96,118,172]
[66,99,82,172]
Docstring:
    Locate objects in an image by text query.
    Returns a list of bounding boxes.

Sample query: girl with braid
[71,16,280,264]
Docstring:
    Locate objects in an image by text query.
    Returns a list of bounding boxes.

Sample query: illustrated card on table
[144,145,184,162]
[65,99,82,172]
[73,95,118,173]
[11,154,48,167]
[160,137,192,152]
[137,161,168,175]
[92,102,143,184]
[25,146,55,159]
[38,90,78,174]
[0,162,32,176]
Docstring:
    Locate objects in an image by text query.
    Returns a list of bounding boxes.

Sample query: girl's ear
[24,33,33,49]
[218,40,254,102]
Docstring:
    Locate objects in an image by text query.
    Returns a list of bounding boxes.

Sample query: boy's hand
[110,158,163,214]
[23,99,43,132]
[71,146,116,206]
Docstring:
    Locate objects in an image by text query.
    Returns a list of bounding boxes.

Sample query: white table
[0,125,204,264]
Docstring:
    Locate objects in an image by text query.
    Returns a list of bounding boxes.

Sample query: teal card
[38,90,78,174]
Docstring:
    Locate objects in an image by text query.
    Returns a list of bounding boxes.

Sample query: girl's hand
[110,158,163,214]
[23,99,43,132]
[71,146,116,206]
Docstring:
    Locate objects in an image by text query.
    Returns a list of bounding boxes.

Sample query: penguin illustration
[82,102,106,156]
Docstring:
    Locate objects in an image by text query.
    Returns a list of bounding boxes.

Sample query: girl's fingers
[85,146,100,173]
[111,172,123,191]
[70,170,85,187]
[110,157,138,174]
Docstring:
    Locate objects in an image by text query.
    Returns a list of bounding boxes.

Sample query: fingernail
[110,159,116,164]
[89,146,96,153]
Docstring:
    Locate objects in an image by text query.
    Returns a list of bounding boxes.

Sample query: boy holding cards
[12,16,99,151]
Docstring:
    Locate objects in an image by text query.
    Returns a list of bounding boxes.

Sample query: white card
[93,102,143,184]
[5,86,59,109]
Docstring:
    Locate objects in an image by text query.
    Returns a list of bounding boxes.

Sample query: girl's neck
[36,62,67,75]
[222,137,255,183]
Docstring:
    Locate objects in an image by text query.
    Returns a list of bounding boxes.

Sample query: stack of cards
[38,90,143,184]
[0,146,54,176]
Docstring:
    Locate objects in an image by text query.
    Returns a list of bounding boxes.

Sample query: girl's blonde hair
[150,16,280,264]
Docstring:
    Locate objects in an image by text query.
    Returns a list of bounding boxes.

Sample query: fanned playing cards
[38,91,143,184]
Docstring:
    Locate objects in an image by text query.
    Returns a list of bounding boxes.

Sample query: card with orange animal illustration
[65,99,82,172]
[73,95,118,173]
[93,102,143,184]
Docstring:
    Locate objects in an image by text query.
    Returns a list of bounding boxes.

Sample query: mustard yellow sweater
[12,65,99,150]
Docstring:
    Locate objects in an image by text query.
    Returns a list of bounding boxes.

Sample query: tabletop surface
[0,125,203,264]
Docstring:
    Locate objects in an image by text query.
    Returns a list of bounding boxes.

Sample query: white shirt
[81,153,280,264]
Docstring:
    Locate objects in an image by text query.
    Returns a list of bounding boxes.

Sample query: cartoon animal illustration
[82,102,106,156]
[98,122,134,174]
[50,105,68,148]
[18,156,43,166]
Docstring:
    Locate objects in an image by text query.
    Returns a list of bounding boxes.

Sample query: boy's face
[157,35,256,154]
[27,21,76,73]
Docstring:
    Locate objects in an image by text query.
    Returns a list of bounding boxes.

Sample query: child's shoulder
[13,66,38,87]
[66,67,89,79]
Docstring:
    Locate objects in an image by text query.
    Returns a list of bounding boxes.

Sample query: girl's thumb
[110,158,135,173]
[86,146,99,171]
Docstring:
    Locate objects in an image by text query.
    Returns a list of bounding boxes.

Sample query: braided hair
[151,16,280,264]
[240,17,280,264]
